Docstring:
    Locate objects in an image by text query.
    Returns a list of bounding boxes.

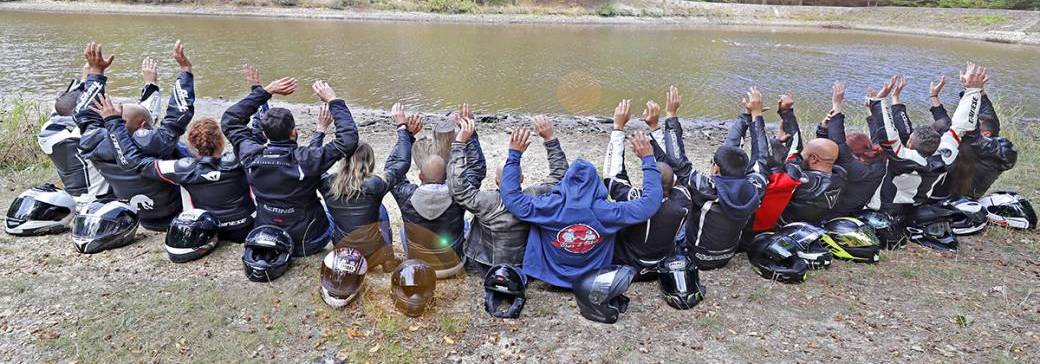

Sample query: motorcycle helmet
[320,247,368,308]
[774,223,833,270]
[242,225,294,282]
[906,205,958,251]
[391,259,436,317]
[945,197,988,235]
[857,210,905,249]
[655,252,705,310]
[746,232,809,284]
[572,265,637,324]
[483,264,527,319]
[822,217,881,263]
[164,209,220,263]
[5,184,76,236]
[979,191,1037,230]
[72,201,138,254]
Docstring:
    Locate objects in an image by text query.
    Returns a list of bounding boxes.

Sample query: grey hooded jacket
[447,136,568,268]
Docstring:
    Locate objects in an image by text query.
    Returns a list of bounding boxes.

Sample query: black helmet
[5,184,77,236]
[979,191,1037,230]
[775,223,832,270]
[72,201,139,254]
[320,247,368,308]
[242,225,294,282]
[391,259,437,317]
[746,232,809,284]
[945,197,988,235]
[822,217,881,263]
[164,209,220,263]
[857,210,905,249]
[483,264,527,319]
[906,205,958,251]
[572,265,637,324]
[655,253,705,310]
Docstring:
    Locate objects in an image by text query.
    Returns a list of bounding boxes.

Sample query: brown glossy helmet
[320,247,368,308]
[390,259,436,317]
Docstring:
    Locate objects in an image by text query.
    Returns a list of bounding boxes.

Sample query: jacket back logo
[129,194,155,211]
[201,171,221,181]
[552,224,602,254]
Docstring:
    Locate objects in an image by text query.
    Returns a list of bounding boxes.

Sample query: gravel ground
[0,99,1038,363]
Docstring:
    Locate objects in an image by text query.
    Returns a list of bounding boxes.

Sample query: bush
[424,0,477,13]
[0,99,49,172]
[597,1,619,16]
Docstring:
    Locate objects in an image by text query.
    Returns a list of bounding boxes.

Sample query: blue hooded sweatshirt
[500,151,663,288]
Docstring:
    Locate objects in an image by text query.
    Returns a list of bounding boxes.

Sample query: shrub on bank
[0,99,49,173]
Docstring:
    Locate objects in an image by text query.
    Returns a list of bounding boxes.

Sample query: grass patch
[962,14,1009,26]
[0,98,50,173]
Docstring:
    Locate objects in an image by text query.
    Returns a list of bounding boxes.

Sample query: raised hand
[745,87,764,118]
[643,100,661,130]
[960,62,988,89]
[89,94,122,119]
[392,103,407,126]
[264,77,297,96]
[777,91,795,112]
[455,116,475,143]
[831,80,845,114]
[312,80,336,102]
[865,87,878,109]
[243,64,262,87]
[317,103,332,133]
[172,40,191,72]
[83,42,115,75]
[929,75,946,98]
[533,115,554,140]
[666,85,681,119]
[876,76,896,99]
[891,76,908,104]
[406,114,424,135]
[81,63,89,81]
[630,131,653,158]
[454,103,473,123]
[613,99,631,130]
[509,127,532,153]
[141,57,158,85]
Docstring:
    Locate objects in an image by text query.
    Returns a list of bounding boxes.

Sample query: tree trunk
[411,118,456,171]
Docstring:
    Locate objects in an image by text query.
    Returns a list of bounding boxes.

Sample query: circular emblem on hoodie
[553,224,603,254]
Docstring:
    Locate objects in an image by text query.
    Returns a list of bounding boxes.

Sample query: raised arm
[777,92,802,159]
[311,81,360,173]
[499,128,539,219]
[447,116,499,215]
[243,65,270,144]
[533,115,568,184]
[890,76,914,143]
[74,42,114,133]
[95,96,180,184]
[602,127,633,202]
[133,42,196,157]
[222,77,291,163]
[384,112,419,190]
[601,133,663,226]
[139,57,162,121]
[746,86,770,176]
[929,75,952,132]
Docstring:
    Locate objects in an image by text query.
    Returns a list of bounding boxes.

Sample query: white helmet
[979,192,1037,230]
[5,184,77,236]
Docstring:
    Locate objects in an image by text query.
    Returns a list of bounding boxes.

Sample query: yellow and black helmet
[821,217,881,263]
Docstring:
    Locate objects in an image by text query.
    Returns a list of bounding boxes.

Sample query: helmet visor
[764,239,796,260]
[72,215,127,239]
[167,222,215,249]
[7,197,70,222]
[1020,198,1038,227]
[923,221,952,238]
[659,269,696,295]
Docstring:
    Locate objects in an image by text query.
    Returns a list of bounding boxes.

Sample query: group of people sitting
[5,40,1033,323]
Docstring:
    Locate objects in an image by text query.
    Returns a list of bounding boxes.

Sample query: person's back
[501,102,663,289]
[39,81,112,205]
[602,100,689,276]
[222,75,358,256]
[448,113,569,273]
[321,108,419,267]
[930,91,1016,199]
[392,152,467,278]
[655,87,769,270]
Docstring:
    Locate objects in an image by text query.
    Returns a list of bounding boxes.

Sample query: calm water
[1,10,1038,120]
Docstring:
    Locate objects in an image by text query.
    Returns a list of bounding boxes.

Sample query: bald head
[658,162,674,193]
[802,138,839,173]
[122,104,153,133]
[495,160,523,187]
[420,155,447,184]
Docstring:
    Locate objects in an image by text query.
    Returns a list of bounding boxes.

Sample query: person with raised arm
[501,100,662,289]
[655,87,769,270]
[816,81,886,219]
[448,107,569,275]
[604,96,690,280]
[221,75,359,257]
[77,41,196,230]
[774,92,846,226]
[321,103,422,271]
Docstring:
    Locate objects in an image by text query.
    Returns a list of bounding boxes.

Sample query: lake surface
[1,10,1038,121]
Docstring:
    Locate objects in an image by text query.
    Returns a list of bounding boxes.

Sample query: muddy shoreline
[1,0,1038,46]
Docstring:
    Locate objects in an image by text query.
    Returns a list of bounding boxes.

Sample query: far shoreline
[1,0,1038,46]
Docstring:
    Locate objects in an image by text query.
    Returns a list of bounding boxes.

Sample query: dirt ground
[0,99,1038,363]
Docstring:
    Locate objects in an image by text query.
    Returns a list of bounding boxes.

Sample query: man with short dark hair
[656,87,769,270]
[221,76,359,257]
[605,93,690,278]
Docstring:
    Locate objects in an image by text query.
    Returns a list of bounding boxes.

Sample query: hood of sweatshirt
[410,183,453,220]
[712,175,763,220]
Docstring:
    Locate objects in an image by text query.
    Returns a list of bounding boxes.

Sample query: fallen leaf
[444,336,455,345]
[369,344,380,353]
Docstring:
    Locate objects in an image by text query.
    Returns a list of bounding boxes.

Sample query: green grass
[0,98,50,173]
[962,14,1010,26]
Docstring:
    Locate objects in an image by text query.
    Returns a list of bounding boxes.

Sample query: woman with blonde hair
[320,103,422,270]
